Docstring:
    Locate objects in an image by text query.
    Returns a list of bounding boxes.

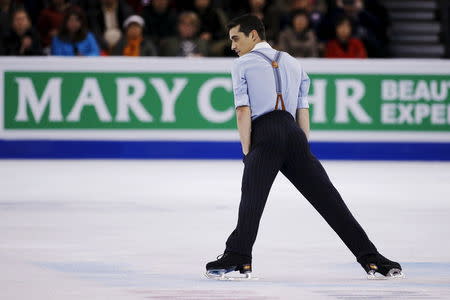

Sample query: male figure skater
[205,15,403,279]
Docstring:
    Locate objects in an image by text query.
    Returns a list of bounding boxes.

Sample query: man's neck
[251,41,271,51]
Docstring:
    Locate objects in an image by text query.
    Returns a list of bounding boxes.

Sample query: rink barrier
[1,57,450,160]
[1,140,450,161]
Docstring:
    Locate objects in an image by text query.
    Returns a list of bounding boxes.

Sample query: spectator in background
[279,9,319,57]
[125,0,144,14]
[2,8,43,55]
[319,0,387,57]
[18,0,46,25]
[192,0,229,56]
[111,15,157,56]
[51,7,100,56]
[246,0,284,44]
[159,11,208,57]
[350,0,389,57]
[37,0,69,52]
[0,0,18,39]
[86,0,132,53]
[193,0,227,42]
[141,0,177,47]
[281,0,325,34]
[325,15,366,58]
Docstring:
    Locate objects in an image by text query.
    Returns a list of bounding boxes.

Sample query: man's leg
[225,147,284,257]
[280,130,378,259]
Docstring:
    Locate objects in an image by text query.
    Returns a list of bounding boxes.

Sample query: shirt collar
[251,41,272,51]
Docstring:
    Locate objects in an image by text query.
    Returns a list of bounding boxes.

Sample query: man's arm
[296,108,310,140]
[236,106,252,155]
[297,66,311,140]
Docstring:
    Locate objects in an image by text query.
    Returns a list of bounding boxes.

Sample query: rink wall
[1,57,450,160]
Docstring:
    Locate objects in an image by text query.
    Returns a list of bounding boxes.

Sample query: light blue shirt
[231,42,310,120]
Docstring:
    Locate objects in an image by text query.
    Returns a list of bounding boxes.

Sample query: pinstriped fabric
[225,110,378,259]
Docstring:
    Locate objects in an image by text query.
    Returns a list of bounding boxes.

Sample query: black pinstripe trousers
[225,110,378,259]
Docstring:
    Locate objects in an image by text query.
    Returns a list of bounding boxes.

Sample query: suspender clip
[276,93,286,111]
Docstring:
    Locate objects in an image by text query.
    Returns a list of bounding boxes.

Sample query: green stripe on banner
[4,72,450,131]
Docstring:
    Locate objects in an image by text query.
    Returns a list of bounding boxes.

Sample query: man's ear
[250,29,258,41]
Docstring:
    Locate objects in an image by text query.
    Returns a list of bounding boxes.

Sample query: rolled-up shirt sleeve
[297,68,310,109]
[231,60,250,108]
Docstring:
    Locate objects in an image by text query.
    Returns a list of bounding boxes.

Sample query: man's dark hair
[226,14,266,41]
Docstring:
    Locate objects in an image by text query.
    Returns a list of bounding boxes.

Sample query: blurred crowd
[0,0,390,58]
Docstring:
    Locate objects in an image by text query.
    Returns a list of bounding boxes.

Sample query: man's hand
[236,106,252,155]
[296,108,310,140]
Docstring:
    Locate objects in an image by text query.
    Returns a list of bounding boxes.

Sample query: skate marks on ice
[366,268,405,280]
[132,289,273,300]
[35,262,273,300]
[315,289,440,299]
[310,262,450,300]
[205,270,259,281]
[2,160,450,300]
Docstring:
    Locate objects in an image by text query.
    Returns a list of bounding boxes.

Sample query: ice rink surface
[1,160,450,300]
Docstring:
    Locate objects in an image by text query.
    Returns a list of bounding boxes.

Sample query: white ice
[1,160,450,300]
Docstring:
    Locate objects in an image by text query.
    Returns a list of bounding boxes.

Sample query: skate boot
[358,253,404,279]
[205,252,256,280]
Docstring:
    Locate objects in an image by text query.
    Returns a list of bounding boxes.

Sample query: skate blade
[205,271,259,281]
[367,268,405,280]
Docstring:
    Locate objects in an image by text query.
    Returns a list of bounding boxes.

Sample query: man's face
[229,25,256,57]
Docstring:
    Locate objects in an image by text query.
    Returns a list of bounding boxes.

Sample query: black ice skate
[205,252,257,280]
[358,253,404,279]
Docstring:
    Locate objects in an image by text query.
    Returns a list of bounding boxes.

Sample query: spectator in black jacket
[1,0,16,39]
[141,0,177,46]
[192,0,228,56]
[2,8,43,55]
[193,0,227,42]
[85,0,133,52]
